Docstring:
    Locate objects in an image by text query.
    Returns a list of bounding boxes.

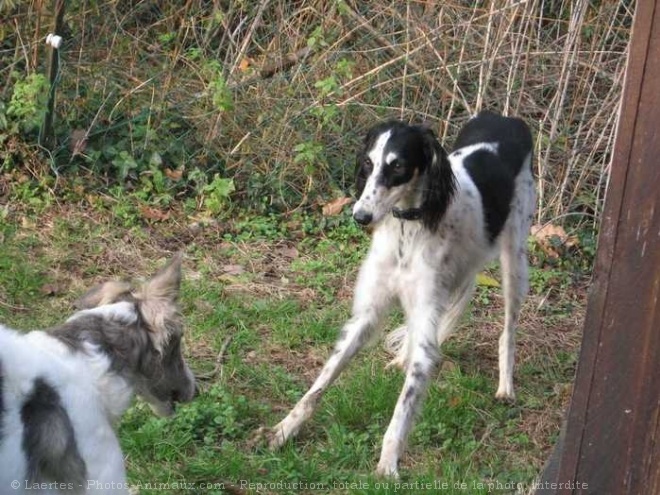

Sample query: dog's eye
[362,157,373,172]
[390,159,403,171]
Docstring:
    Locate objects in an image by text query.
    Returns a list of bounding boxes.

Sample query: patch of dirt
[451,286,586,371]
[244,343,328,384]
[4,202,355,307]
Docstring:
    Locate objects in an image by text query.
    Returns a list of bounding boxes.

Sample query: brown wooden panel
[543,1,660,494]
[648,408,660,494]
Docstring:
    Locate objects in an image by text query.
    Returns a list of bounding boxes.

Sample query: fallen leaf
[476,272,500,287]
[222,264,245,276]
[531,223,567,242]
[69,129,87,156]
[165,168,183,180]
[21,216,35,228]
[441,360,457,373]
[139,206,170,222]
[322,197,352,216]
[531,223,579,258]
[238,57,252,72]
[276,245,299,259]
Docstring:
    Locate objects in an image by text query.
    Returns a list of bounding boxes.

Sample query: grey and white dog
[0,254,196,494]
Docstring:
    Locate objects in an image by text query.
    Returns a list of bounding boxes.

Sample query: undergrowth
[1,1,634,229]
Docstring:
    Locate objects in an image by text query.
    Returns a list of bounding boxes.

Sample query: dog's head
[353,121,456,230]
[72,254,196,417]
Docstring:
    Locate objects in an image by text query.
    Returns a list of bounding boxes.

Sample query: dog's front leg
[261,250,395,450]
[259,249,393,450]
[267,307,385,449]
[377,309,439,477]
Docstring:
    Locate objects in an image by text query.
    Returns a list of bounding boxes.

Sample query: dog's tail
[384,325,408,370]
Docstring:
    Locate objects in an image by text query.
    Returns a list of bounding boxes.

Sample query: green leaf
[476,272,500,287]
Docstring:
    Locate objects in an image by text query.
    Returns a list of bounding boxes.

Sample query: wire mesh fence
[1,1,634,227]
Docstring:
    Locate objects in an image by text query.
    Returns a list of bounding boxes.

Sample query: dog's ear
[75,281,132,309]
[140,253,182,303]
[419,127,456,231]
[136,253,183,352]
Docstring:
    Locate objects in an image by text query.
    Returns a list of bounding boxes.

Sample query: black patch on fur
[464,150,515,242]
[411,370,424,382]
[410,363,427,383]
[376,123,431,189]
[404,386,416,404]
[421,341,438,362]
[21,378,87,485]
[454,111,533,242]
[355,124,385,198]
[418,128,457,231]
[454,111,533,177]
[51,311,153,376]
[355,121,424,194]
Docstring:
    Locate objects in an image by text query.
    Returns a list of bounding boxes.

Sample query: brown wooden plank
[620,20,660,480]
[648,406,660,494]
[574,97,660,491]
[543,1,660,494]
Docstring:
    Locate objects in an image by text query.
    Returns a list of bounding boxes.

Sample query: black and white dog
[262,111,535,476]
[0,254,196,494]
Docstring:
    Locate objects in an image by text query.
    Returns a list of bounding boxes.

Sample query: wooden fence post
[537,1,660,493]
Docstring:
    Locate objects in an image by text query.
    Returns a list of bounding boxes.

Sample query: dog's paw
[267,427,288,450]
[495,388,516,402]
[375,461,400,479]
[246,426,272,449]
[248,426,287,450]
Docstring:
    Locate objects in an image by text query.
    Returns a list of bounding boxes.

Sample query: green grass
[0,205,584,494]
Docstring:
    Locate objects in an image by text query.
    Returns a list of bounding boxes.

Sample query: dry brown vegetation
[1,1,634,228]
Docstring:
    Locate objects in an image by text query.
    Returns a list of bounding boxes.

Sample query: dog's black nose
[353,210,373,225]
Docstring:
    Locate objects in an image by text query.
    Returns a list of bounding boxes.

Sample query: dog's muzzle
[353,209,373,226]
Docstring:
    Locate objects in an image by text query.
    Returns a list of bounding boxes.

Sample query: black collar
[391,207,423,221]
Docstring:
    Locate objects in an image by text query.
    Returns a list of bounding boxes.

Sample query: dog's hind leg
[496,180,533,400]
[436,279,475,346]
[385,278,474,372]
